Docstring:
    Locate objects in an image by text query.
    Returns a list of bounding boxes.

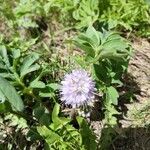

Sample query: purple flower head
[60,69,95,108]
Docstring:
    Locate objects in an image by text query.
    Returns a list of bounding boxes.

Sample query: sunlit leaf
[20,52,40,77]
[30,80,46,88]
[106,86,119,105]
[0,76,24,111]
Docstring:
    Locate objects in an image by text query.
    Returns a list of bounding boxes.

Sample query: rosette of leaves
[0,41,60,113]
[73,26,132,126]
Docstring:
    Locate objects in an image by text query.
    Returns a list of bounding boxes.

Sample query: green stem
[13,71,41,102]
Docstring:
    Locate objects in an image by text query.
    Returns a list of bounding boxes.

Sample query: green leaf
[0,62,6,70]
[73,26,101,57]
[33,106,45,120]
[0,90,5,103]
[0,45,10,67]
[104,104,120,126]
[0,76,24,111]
[0,103,6,112]
[73,0,99,28]
[0,73,14,79]
[73,39,95,57]
[103,38,128,51]
[74,27,131,65]
[46,83,60,91]
[106,86,119,105]
[30,80,46,89]
[52,103,60,123]
[86,26,100,47]
[50,103,71,131]
[0,101,11,113]
[20,52,40,77]
[27,127,42,141]
[24,64,40,75]
[39,92,54,98]
[39,83,59,99]
[33,106,50,126]
[78,34,95,47]
[12,49,21,59]
[37,126,61,144]
[93,63,111,84]
[77,116,97,150]
[39,114,51,126]
[111,78,123,86]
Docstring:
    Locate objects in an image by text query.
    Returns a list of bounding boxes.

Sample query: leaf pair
[74,26,131,64]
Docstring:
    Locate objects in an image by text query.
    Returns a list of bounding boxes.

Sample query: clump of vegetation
[99,0,150,36]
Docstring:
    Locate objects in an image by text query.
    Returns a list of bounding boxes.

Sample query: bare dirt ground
[110,38,150,150]
[129,38,150,100]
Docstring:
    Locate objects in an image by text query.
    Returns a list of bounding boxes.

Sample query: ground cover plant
[0,0,150,150]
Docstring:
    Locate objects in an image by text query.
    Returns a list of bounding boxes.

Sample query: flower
[60,69,95,107]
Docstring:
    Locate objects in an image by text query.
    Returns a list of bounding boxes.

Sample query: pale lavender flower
[60,69,95,107]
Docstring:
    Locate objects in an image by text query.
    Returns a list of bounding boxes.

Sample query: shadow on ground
[116,73,141,123]
[90,72,142,122]
[99,126,150,150]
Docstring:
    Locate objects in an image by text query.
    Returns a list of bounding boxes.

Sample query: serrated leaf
[104,104,120,126]
[106,86,119,105]
[0,76,24,111]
